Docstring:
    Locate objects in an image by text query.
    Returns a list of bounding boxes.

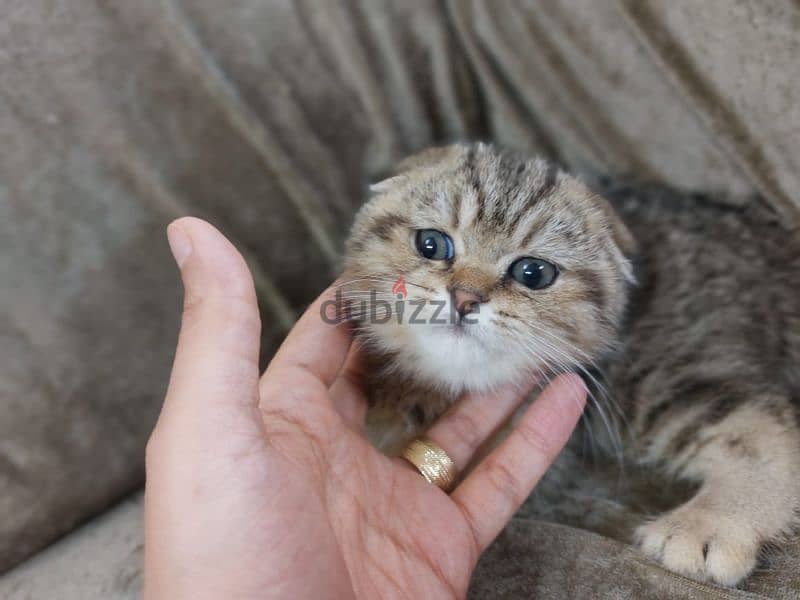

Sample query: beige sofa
[1,2,799,597]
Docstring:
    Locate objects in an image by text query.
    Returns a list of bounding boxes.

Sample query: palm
[146,218,585,600]
[260,385,478,599]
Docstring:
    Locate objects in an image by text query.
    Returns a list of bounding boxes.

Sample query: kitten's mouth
[431,319,477,339]
[446,322,468,336]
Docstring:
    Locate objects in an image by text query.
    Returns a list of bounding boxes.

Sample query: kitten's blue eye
[415,229,454,261]
[509,257,559,290]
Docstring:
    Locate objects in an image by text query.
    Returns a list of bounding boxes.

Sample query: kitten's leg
[635,397,800,586]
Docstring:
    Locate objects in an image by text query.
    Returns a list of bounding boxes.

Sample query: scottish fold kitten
[341,143,800,586]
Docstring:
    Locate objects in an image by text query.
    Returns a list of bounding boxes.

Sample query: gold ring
[401,437,458,492]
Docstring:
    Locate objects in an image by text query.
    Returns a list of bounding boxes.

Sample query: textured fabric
[2,0,800,595]
[0,495,144,600]
[471,520,769,600]
[1,495,799,600]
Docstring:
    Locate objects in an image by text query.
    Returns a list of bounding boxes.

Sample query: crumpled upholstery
[1,0,799,596]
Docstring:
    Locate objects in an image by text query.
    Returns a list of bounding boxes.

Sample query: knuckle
[517,421,558,460]
[182,293,261,331]
[481,458,525,507]
[445,409,484,449]
[180,291,205,323]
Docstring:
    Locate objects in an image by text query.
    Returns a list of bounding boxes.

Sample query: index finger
[261,281,353,388]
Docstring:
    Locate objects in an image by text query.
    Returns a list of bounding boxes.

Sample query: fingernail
[167,224,192,267]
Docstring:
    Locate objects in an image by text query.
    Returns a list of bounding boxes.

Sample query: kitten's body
[606,182,800,585]
[342,144,800,586]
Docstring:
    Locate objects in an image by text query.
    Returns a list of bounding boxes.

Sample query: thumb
[157,217,262,430]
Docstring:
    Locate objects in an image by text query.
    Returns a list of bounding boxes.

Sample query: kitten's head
[343,143,635,394]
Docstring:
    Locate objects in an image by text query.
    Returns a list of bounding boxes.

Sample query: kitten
[341,143,800,587]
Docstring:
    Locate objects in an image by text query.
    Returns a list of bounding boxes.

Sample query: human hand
[144,217,587,599]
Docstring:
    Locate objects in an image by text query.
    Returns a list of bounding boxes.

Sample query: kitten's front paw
[635,506,760,587]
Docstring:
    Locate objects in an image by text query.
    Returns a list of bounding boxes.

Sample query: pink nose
[453,289,485,317]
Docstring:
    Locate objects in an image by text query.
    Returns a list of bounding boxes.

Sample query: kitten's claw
[635,506,760,587]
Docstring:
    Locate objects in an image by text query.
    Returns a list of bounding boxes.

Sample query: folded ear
[394,145,466,173]
[369,144,468,195]
[369,175,405,195]
[587,191,638,284]
[611,219,638,285]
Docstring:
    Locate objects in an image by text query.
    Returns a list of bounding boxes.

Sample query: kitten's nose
[453,289,486,317]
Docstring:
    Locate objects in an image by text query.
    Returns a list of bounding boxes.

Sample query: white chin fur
[366,299,540,395]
